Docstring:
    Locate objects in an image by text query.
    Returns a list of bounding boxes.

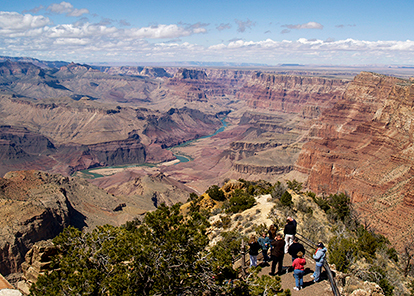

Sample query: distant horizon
[3,54,414,69]
[1,1,414,65]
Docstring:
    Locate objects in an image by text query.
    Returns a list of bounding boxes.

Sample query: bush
[328,235,357,272]
[31,204,217,295]
[271,181,285,199]
[280,191,293,207]
[286,179,302,193]
[188,192,199,202]
[296,199,313,214]
[206,185,226,201]
[328,192,351,222]
[224,189,256,213]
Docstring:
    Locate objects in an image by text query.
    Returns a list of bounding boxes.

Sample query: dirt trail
[257,253,333,295]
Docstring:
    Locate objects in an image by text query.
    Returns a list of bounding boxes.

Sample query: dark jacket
[248,241,261,256]
[270,239,285,257]
[288,242,305,258]
[284,221,296,235]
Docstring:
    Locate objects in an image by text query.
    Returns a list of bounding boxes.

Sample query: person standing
[312,242,327,282]
[268,224,277,241]
[269,233,285,275]
[248,235,261,268]
[284,218,296,253]
[258,232,271,263]
[292,251,306,291]
[288,237,305,262]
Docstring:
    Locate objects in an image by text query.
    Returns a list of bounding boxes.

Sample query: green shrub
[328,235,357,272]
[280,191,293,207]
[286,179,302,193]
[206,185,226,201]
[188,192,199,202]
[271,181,285,199]
[368,266,394,296]
[328,192,351,222]
[224,189,256,213]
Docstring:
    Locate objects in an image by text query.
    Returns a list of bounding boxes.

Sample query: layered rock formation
[295,72,414,246]
[237,72,349,115]
[0,170,140,275]
[0,91,222,175]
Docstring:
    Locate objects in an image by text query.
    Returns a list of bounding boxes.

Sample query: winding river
[75,118,228,179]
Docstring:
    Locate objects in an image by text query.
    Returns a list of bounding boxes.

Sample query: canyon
[1,57,414,279]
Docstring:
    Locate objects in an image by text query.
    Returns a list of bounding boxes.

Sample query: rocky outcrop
[237,72,349,115]
[21,240,56,285]
[102,66,172,78]
[295,72,414,246]
[0,170,132,275]
[143,107,222,147]
[233,163,294,174]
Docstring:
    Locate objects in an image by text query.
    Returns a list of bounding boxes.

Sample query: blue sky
[1,0,413,65]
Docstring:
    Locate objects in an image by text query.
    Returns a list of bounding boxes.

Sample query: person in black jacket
[269,233,285,275]
[284,218,296,253]
[288,237,305,262]
[248,235,261,268]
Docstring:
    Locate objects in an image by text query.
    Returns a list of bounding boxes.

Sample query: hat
[317,242,324,248]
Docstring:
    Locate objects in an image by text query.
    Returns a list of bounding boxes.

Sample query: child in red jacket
[292,251,306,290]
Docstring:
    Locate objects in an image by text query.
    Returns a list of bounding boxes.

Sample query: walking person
[312,242,327,282]
[248,235,261,268]
[269,233,285,275]
[292,251,306,291]
[258,232,271,263]
[284,217,296,253]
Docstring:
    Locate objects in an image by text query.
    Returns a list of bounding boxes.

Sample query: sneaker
[293,287,300,291]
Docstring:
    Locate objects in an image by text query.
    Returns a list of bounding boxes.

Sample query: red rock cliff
[236,72,349,115]
[296,72,414,247]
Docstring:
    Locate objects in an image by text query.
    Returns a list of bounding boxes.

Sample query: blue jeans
[293,269,304,288]
[313,262,323,281]
[262,249,270,262]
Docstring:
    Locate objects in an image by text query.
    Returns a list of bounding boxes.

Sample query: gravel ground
[257,253,333,295]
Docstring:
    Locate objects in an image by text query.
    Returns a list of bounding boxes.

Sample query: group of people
[247,217,327,291]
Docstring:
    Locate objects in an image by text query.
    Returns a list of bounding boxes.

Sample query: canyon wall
[237,72,349,115]
[295,72,414,246]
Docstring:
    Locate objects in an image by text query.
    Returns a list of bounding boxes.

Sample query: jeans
[262,249,270,262]
[250,255,258,267]
[293,269,304,288]
[313,262,323,281]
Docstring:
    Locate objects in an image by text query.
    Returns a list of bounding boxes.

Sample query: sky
[1,0,414,66]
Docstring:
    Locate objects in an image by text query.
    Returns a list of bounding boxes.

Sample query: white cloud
[125,23,207,39]
[47,1,89,17]
[1,9,414,65]
[282,22,324,30]
[0,12,51,32]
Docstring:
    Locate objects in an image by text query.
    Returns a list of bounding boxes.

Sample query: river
[74,117,228,179]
